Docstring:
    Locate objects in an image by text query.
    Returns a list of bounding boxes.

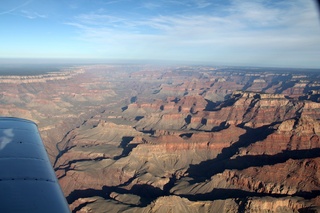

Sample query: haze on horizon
[1,0,320,68]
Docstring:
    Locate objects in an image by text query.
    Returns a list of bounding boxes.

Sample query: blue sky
[0,0,320,68]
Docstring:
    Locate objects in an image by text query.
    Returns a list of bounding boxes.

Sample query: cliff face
[132,91,316,132]
[1,64,320,212]
[0,69,84,83]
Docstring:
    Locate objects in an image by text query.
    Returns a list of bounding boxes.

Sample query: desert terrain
[1,64,320,212]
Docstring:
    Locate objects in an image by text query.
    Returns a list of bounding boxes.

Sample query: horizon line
[0,57,319,70]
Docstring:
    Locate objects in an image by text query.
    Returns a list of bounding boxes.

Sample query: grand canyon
[1,64,320,212]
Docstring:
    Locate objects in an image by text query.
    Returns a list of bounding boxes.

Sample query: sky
[0,0,320,68]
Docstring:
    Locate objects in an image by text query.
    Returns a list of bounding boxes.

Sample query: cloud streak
[20,10,46,19]
[66,0,320,67]
[0,0,32,15]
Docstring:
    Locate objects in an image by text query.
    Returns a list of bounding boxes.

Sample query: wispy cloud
[0,0,32,15]
[66,0,320,66]
[20,10,46,19]
[71,1,315,33]
[141,2,162,10]
[192,0,211,8]
[75,13,126,26]
[159,0,212,8]
[0,0,47,19]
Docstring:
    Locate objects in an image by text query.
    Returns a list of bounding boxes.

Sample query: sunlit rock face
[1,64,320,212]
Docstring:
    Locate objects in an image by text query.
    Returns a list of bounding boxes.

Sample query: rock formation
[1,64,320,212]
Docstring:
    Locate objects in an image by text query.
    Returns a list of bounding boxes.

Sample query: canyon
[1,64,320,212]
